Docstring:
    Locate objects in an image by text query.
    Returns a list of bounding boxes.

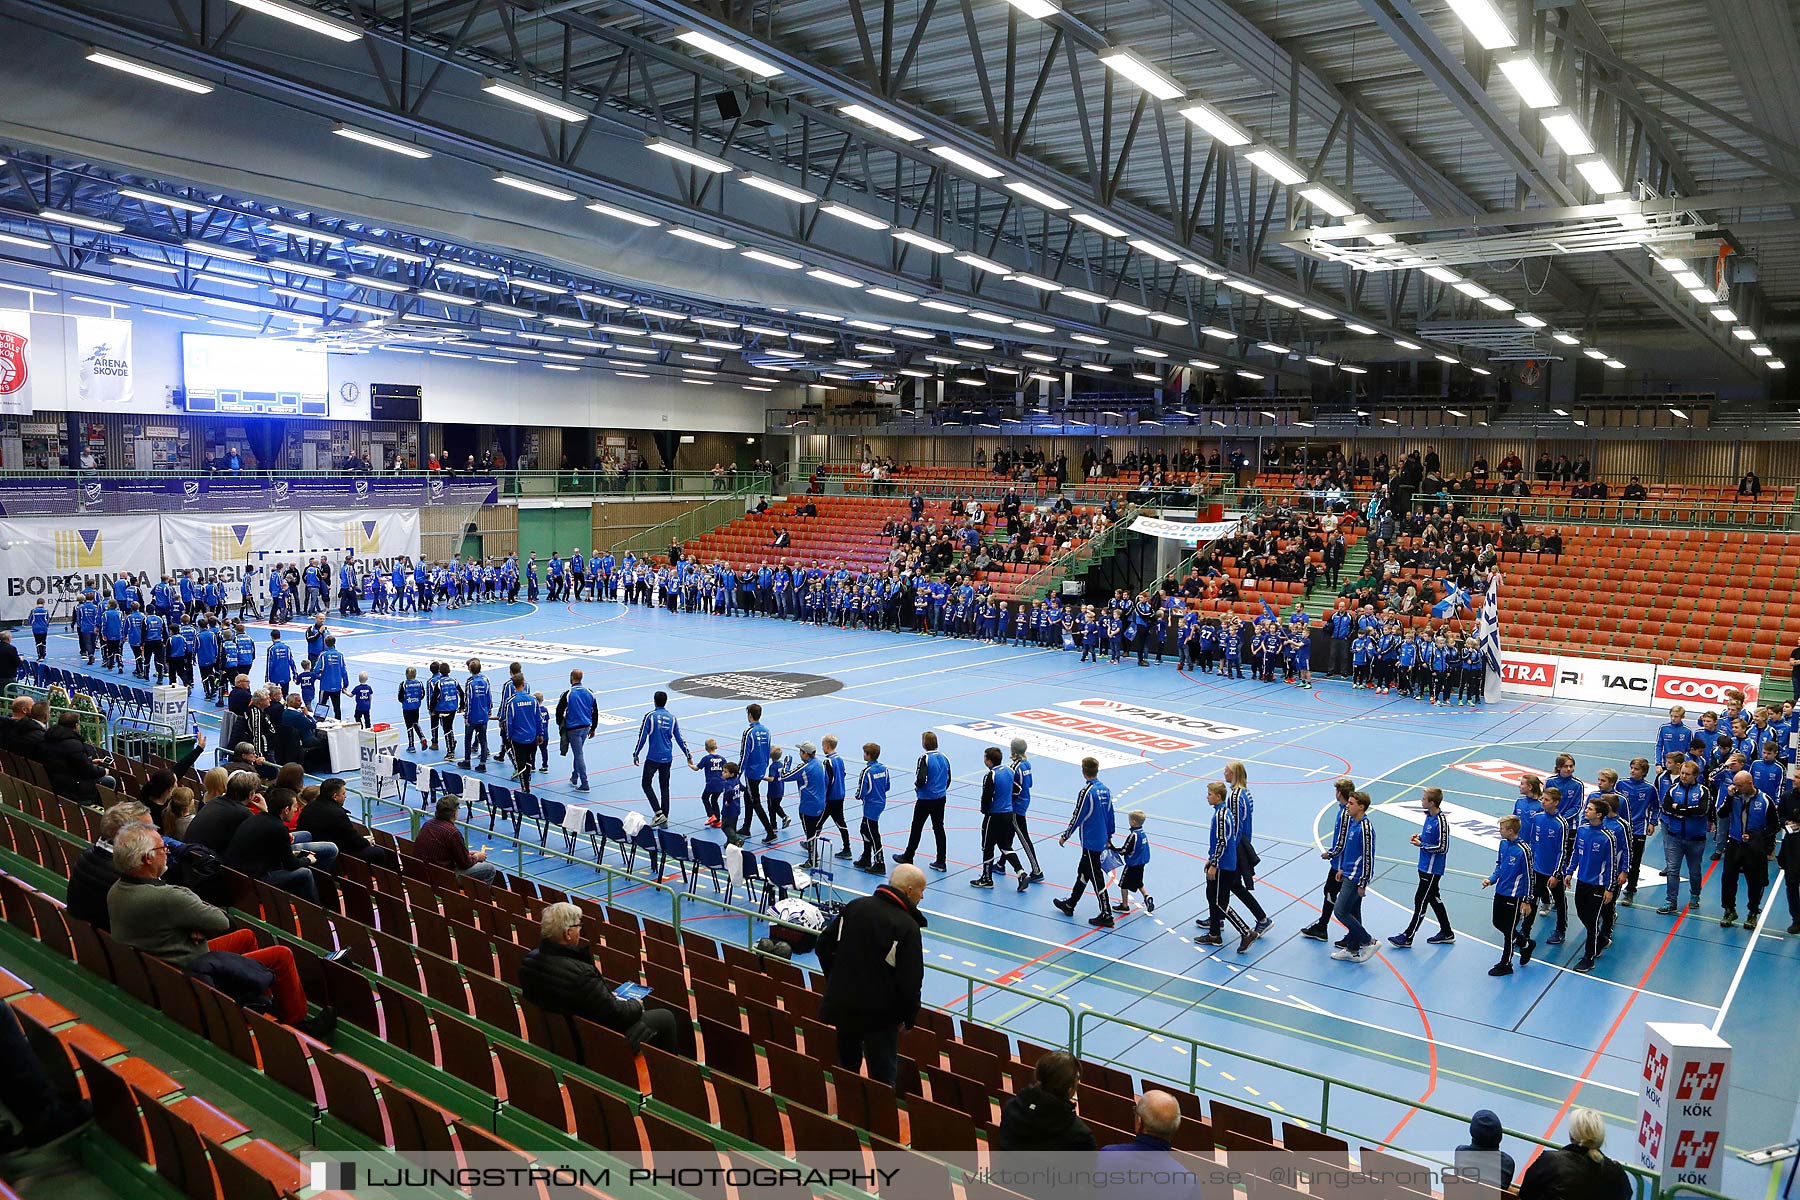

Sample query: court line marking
[1713,868,1786,1035]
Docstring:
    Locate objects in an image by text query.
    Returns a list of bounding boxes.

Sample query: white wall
[1,290,792,430]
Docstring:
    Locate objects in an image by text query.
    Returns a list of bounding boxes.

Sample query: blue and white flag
[1431,578,1473,619]
[1477,572,1504,703]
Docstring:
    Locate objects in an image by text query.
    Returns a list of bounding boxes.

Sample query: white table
[318,721,362,773]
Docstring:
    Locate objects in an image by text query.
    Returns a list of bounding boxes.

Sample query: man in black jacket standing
[815,863,927,1086]
[519,902,677,1051]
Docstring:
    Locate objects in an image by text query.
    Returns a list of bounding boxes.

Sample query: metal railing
[1240,482,1799,531]
[500,469,776,499]
[608,493,762,559]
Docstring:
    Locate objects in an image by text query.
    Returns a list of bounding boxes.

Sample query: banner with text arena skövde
[0,515,162,621]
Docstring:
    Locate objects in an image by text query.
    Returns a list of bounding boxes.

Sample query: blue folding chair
[688,838,727,894]
[436,769,468,817]
[595,813,628,867]
[392,759,420,806]
[735,848,760,907]
[655,829,693,888]
[759,855,798,911]
[516,791,547,845]
[483,783,520,836]
[628,824,661,876]
[537,798,579,854]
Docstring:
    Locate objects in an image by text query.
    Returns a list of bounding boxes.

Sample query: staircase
[1296,540,1368,618]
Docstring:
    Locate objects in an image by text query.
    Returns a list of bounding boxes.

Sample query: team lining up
[44,558,1799,965]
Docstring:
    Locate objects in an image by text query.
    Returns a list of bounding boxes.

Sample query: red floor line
[1379,955,1439,1145]
[1526,860,1722,1165]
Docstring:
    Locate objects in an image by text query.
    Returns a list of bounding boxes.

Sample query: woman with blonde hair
[164,787,198,839]
[1517,1107,1630,1198]
[200,766,229,806]
[1222,761,1271,935]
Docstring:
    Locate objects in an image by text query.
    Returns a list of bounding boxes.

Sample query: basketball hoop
[1714,245,1734,304]
[1518,360,1542,387]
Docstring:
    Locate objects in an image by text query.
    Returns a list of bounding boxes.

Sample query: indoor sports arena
[0,3,1795,1200]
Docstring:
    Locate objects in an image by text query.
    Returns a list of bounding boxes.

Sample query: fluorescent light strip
[1005,180,1070,210]
[493,173,577,201]
[644,137,733,173]
[266,220,340,244]
[1071,212,1128,238]
[818,203,888,230]
[865,286,921,304]
[741,248,804,270]
[347,274,409,293]
[483,302,537,318]
[181,239,255,261]
[739,174,817,205]
[1127,239,1180,263]
[1497,54,1559,108]
[1298,186,1355,218]
[928,145,1004,179]
[586,201,659,228]
[1071,333,1108,346]
[1540,111,1594,157]
[507,277,568,296]
[674,30,784,78]
[225,0,361,42]
[434,262,501,281]
[1097,48,1185,101]
[839,103,924,142]
[1444,0,1515,49]
[1014,320,1055,334]
[806,268,863,289]
[39,209,125,233]
[332,123,432,158]
[0,232,52,250]
[892,229,954,254]
[116,187,208,214]
[667,229,735,250]
[85,48,214,94]
[480,78,587,122]
[1244,148,1305,186]
[1178,101,1250,146]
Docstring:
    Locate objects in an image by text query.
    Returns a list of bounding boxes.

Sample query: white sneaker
[1353,944,1379,962]
[1330,947,1355,960]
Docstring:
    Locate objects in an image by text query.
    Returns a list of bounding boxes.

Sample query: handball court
[50,593,1792,1196]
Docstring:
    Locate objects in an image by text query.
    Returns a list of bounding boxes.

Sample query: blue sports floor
[41,595,1795,1193]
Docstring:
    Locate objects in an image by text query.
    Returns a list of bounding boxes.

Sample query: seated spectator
[1100,1093,1188,1182]
[1455,1109,1516,1191]
[279,695,326,768]
[0,696,32,749]
[183,769,261,853]
[137,769,177,827]
[1517,1108,1630,1199]
[226,741,278,782]
[1622,477,1648,502]
[296,777,397,868]
[164,787,198,840]
[107,824,333,1038]
[39,711,114,806]
[415,797,499,883]
[998,1051,1097,1151]
[66,801,156,930]
[1,699,48,759]
[520,902,678,1052]
[224,788,322,903]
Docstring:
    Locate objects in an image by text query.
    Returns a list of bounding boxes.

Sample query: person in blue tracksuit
[295,659,317,715]
[971,747,1022,888]
[99,600,125,674]
[502,676,542,793]
[1614,758,1658,905]
[1302,778,1356,941]
[166,622,192,689]
[316,637,349,720]
[1223,762,1270,931]
[558,669,596,792]
[895,731,951,871]
[820,735,853,860]
[142,609,167,683]
[1330,792,1376,961]
[1054,758,1116,928]
[428,662,463,757]
[193,617,217,698]
[785,742,829,866]
[1009,738,1043,885]
[1520,788,1572,947]
[1391,787,1454,947]
[692,740,728,826]
[1658,760,1713,915]
[853,743,890,874]
[264,630,295,697]
[1197,782,1253,949]
[764,745,793,840]
[1718,769,1773,927]
[1481,816,1535,975]
[124,603,145,677]
[736,704,776,840]
[459,660,493,771]
[1569,798,1621,972]
[1654,706,1693,770]
[1550,756,1586,829]
[352,674,374,728]
[1114,809,1155,915]
[397,667,426,752]
[632,690,692,826]
[304,615,329,662]
[232,626,256,684]
[28,600,49,660]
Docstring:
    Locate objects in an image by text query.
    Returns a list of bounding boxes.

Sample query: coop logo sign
[1056,698,1257,741]
[669,671,843,701]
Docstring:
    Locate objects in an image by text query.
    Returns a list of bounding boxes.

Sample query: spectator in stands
[1739,469,1761,498]
[998,1051,1097,1151]
[1622,477,1648,503]
[1517,1107,1631,1199]
[225,742,276,781]
[224,674,252,738]
[814,862,927,1086]
[199,765,229,811]
[0,696,31,750]
[1,699,48,759]
[415,797,499,883]
[297,777,397,868]
[136,769,177,828]
[519,902,678,1052]
[1455,1109,1516,1191]
[66,801,156,931]
[39,710,114,806]
[772,527,790,548]
[0,1002,93,1153]
[1100,1092,1186,1178]
[108,823,332,1037]
[164,787,197,840]
[279,694,325,768]
[184,770,261,853]
[0,631,19,687]
[223,788,321,904]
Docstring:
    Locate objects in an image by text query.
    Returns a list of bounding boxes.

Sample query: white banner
[1499,650,1559,697]
[1651,664,1762,708]
[360,722,400,799]
[1128,515,1240,544]
[1553,654,1658,707]
[0,514,163,621]
[72,316,133,406]
[160,511,302,582]
[0,309,35,416]
[300,508,421,564]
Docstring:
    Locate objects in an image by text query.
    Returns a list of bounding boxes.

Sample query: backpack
[168,840,228,907]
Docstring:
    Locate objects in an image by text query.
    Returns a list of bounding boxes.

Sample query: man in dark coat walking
[815,863,927,1086]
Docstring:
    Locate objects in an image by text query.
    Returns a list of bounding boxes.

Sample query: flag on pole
[1478,571,1504,703]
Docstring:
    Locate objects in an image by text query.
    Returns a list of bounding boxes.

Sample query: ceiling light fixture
[1071,212,1128,238]
[1177,101,1250,146]
[928,145,1005,179]
[839,103,924,141]
[1298,185,1355,218]
[1443,0,1516,49]
[1098,48,1185,100]
[1244,148,1305,186]
[739,174,816,204]
[1575,157,1625,196]
[892,229,954,253]
[818,203,889,230]
[674,30,784,78]
[1004,180,1071,210]
[645,137,733,173]
[38,209,125,233]
[331,124,431,158]
[740,248,804,270]
[587,201,660,228]
[85,47,214,93]
[1552,331,1581,346]
[1497,54,1559,108]
[116,187,208,214]
[492,173,577,201]
[225,0,361,42]
[1127,238,1181,262]
[667,228,735,250]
